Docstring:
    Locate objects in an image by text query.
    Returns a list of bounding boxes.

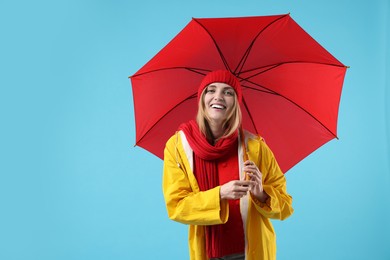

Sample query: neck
[208,121,224,142]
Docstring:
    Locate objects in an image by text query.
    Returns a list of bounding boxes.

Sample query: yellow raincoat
[163,130,294,260]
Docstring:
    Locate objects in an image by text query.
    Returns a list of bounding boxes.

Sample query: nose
[214,91,224,100]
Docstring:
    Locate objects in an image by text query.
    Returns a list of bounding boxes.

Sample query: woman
[163,70,294,260]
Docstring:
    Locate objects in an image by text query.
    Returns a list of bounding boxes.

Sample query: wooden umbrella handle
[239,126,250,181]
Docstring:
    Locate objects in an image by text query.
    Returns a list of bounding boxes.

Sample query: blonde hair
[196,86,242,140]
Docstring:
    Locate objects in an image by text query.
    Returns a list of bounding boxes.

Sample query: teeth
[212,104,225,109]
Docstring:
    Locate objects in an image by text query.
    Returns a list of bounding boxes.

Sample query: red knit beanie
[197,70,242,104]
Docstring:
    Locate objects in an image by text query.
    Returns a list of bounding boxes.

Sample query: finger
[234,185,252,195]
[246,165,261,175]
[234,180,252,186]
[233,190,250,199]
[244,160,255,166]
[243,168,257,179]
[247,173,262,183]
[244,163,259,170]
[233,185,250,193]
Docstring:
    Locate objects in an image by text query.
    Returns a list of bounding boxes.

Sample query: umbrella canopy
[130,14,347,173]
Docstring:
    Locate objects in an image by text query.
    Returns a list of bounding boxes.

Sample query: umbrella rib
[238,60,346,95]
[242,97,259,135]
[135,93,197,146]
[192,18,231,72]
[280,93,338,138]
[240,60,346,77]
[241,82,338,139]
[242,84,278,95]
[234,14,290,75]
[130,67,212,78]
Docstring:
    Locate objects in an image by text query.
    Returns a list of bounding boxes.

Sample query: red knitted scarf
[179,120,239,258]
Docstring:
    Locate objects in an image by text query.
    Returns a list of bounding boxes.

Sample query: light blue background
[1,0,389,259]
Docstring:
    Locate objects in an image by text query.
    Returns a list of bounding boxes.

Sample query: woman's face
[203,82,235,126]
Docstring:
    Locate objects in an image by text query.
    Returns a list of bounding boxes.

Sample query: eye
[205,87,215,93]
[224,89,234,96]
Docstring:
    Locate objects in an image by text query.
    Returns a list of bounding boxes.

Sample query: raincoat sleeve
[162,134,228,226]
[250,138,294,220]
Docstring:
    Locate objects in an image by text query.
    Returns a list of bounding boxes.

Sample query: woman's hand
[220,180,251,200]
[244,160,269,203]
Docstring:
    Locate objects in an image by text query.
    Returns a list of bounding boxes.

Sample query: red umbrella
[130,14,348,173]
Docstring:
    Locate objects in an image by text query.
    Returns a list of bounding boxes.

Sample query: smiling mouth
[211,104,226,109]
